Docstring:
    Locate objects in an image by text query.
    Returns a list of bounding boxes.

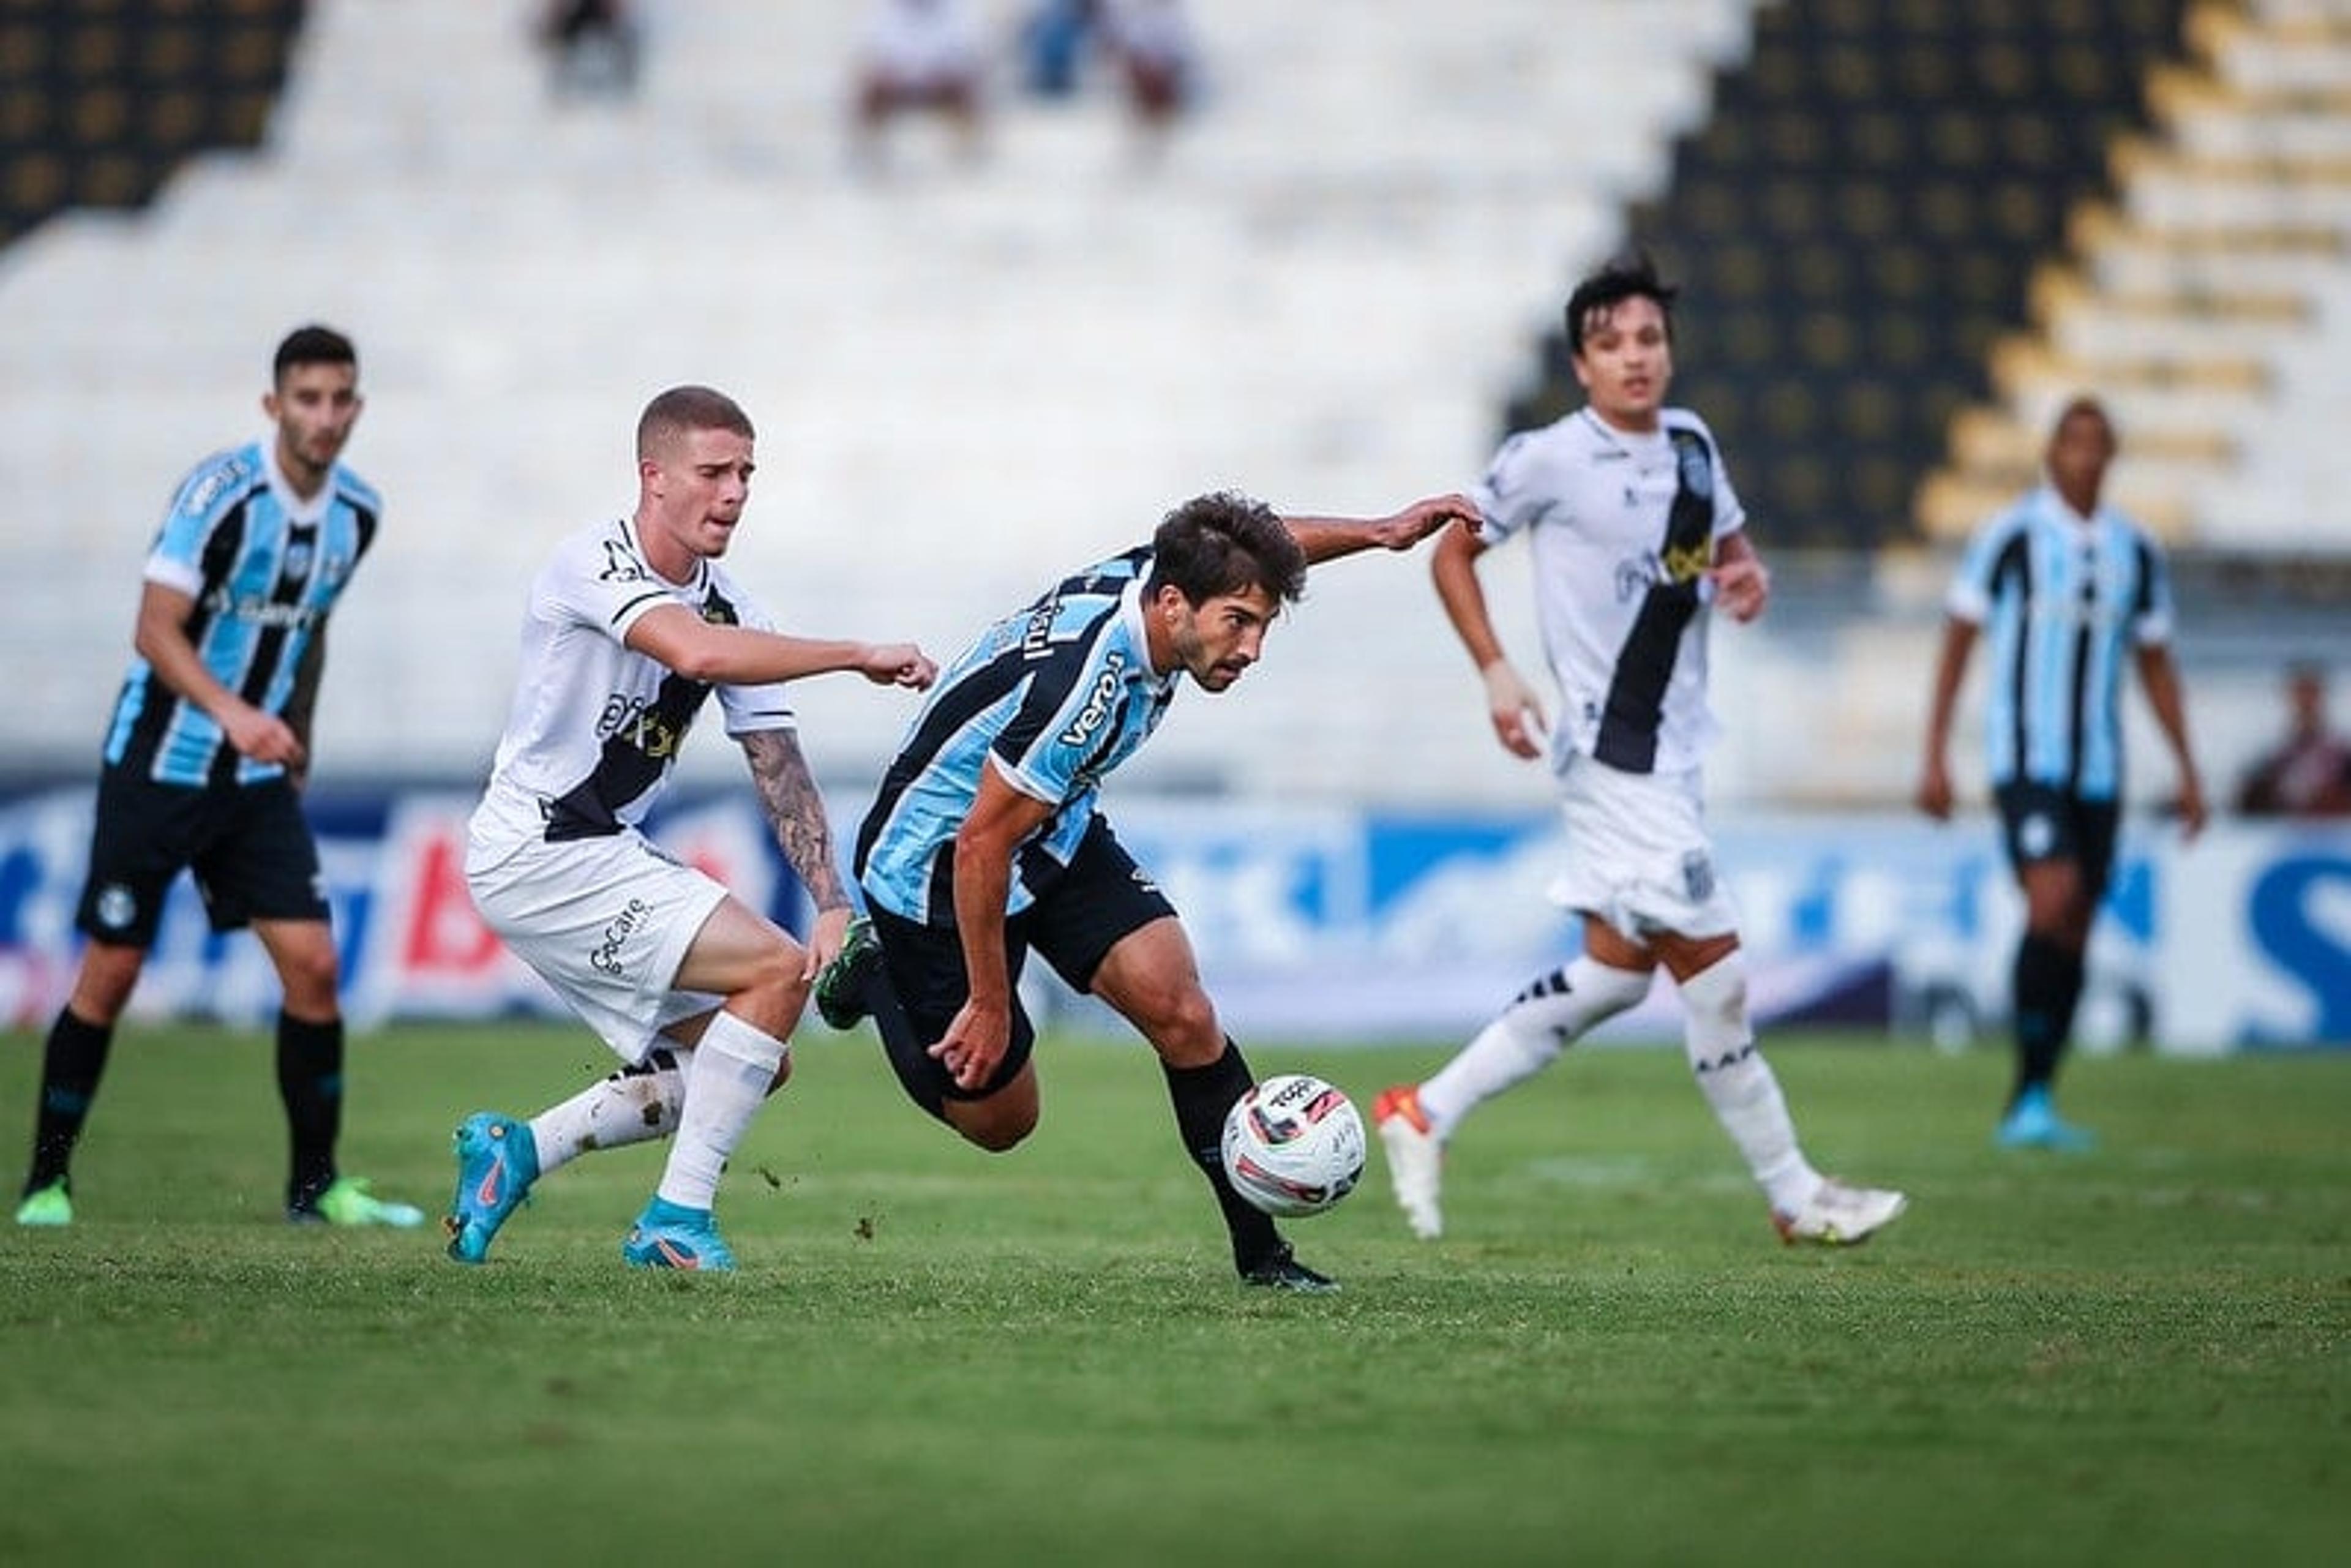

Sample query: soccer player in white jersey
[443,385,936,1271]
[1918,397,2205,1150]
[1373,255,1908,1247]
[817,489,1477,1292]
[15,325,422,1231]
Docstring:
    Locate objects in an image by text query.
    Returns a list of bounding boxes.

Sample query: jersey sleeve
[143,448,257,597]
[1944,508,2019,623]
[711,578,798,737]
[988,618,1139,806]
[1703,425,1747,541]
[1469,430,1547,544]
[538,527,678,646]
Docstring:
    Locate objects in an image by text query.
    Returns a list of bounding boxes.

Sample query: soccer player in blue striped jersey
[1918,396,2207,1149]
[14,325,422,1229]
[820,489,1476,1292]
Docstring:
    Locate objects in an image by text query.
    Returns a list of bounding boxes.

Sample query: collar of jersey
[1119,574,1176,691]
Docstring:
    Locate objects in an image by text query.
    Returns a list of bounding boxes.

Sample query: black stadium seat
[0,0,304,250]
[1508,0,2192,548]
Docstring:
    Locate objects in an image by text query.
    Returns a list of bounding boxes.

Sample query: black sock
[2011,933,2081,1104]
[24,1008,114,1195]
[277,1011,343,1210]
[1163,1039,1281,1272]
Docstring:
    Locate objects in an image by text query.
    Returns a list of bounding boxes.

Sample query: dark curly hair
[1147,490,1308,609]
[1564,252,1678,357]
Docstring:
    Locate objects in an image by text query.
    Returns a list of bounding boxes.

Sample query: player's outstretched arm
[1280,493,1480,565]
[627,604,937,689]
[739,728,854,978]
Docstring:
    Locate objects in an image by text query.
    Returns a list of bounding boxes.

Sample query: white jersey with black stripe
[1471,405,1745,778]
[467,517,797,855]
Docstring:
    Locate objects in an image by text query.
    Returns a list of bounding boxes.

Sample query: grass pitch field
[2,1022,2345,1567]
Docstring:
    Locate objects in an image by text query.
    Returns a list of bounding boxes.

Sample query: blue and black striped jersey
[854,547,1177,925]
[1948,484,2173,801]
[103,440,380,787]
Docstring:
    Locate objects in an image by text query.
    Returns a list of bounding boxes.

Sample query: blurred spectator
[1102,0,1199,146]
[852,0,990,170]
[538,0,642,101]
[2235,662,2351,818]
[1019,0,1100,99]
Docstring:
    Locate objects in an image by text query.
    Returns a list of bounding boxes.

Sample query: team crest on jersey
[598,540,653,584]
[283,539,313,579]
[1680,850,1715,904]
[94,883,138,932]
[2019,812,2055,858]
[1677,437,1714,500]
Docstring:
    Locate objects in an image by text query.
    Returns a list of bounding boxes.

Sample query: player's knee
[1677,949,1753,1071]
[1509,956,1649,1040]
[732,944,811,1031]
[949,1101,1035,1153]
[276,948,342,1013]
[1138,985,1221,1063]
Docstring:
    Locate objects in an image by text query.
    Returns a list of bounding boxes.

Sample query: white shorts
[466,828,731,1064]
[1548,753,1741,943]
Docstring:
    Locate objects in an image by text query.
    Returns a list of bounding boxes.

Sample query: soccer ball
[1220,1073,1366,1218]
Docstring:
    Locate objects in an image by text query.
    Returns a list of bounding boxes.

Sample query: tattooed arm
[740,727,853,976]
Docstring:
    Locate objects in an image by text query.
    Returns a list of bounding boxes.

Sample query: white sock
[528,1047,688,1176]
[655,1011,788,1212]
[1420,958,1651,1140]
[1677,952,1820,1214]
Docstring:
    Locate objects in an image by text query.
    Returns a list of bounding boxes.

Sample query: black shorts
[868,815,1176,1113]
[1993,781,2121,900]
[76,770,329,947]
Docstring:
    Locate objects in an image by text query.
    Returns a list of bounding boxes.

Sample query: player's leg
[446,1045,692,1264]
[455,834,760,1266]
[1654,929,1905,1245]
[210,780,419,1227]
[1376,920,1654,1239]
[1994,785,2101,1149]
[850,902,1044,1150]
[1056,917,1321,1293]
[17,770,195,1225]
[1020,819,1329,1289]
[1084,916,1332,1290]
[15,942,144,1226]
[1376,756,1664,1238]
[619,893,808,1270]
[250,914,341,1214]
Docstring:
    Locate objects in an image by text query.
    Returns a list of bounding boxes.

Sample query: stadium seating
[1919,0,2351,552]
[1583,0,2200,550]
[0,1,2336,812]
[0,0,1764,805]
[0,0,302,250]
